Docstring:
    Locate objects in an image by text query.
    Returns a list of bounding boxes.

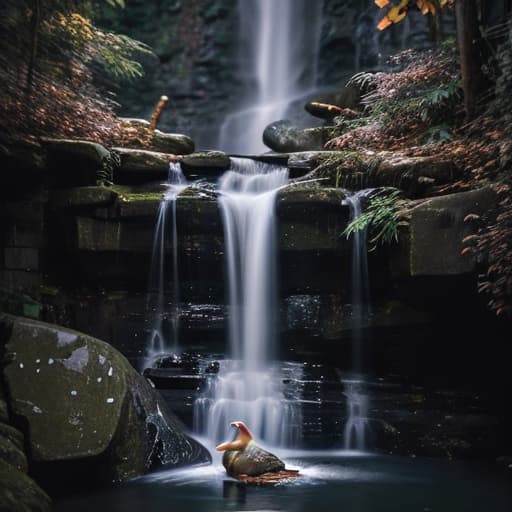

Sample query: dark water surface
[55,450,512,512]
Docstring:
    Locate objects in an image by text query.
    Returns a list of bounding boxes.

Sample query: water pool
[55,450,512,512]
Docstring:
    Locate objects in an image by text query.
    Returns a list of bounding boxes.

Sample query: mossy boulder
[263,120,334,153]
[0,459,51,512]
[112,147,179,184]
[180,151,231,176]
[407,187,497,276]
[0,314,211,484]
[43,138,111,187]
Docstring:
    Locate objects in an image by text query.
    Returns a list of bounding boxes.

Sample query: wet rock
[49,186,117,210]
[119,120,195,155]
[263,120,334,153]
[112,147,179,184]
[43,138,111,187]
[407,187,497,276]
[180,151,231,176]
[0,314,211,484]
[287,151,342,177]
[374,154,459,196]
[0,459,51,512]
[150,130,195,155]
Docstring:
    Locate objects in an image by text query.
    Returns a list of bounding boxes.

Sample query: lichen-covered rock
[112,147,179,184]
[49,186,117,210]
[0,459,51,512]
[180,151,231,176]
[263,120,334,153]
[0,314,211,483]
[150,130,194,155]
[407,187,497,276]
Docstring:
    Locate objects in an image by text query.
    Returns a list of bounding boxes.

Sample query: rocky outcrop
[0,315,211,488]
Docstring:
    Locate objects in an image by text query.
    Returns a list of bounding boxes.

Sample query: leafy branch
[343,189,409,251]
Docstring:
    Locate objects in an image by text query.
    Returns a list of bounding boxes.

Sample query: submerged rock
[0,314,211,487]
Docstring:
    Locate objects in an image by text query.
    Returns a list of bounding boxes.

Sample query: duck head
[215,421,254,451]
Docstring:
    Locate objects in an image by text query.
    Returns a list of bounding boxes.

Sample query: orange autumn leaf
[377,0,409,30]
[417,0,436,15]
[375,0,391,7]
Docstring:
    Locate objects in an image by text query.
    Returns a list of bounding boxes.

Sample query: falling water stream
[343,189,373,451]
[194,158,302,447]
[218,0,322,154]
[146,163,188,365]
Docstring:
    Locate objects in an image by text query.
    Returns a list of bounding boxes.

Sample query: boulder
[407,187,497,276]
[0,315,211,484]
[150,130,195,155]
[0,459,51,512]
[0,375,51,511]
[263,120,334,153]
[112,147,179,184]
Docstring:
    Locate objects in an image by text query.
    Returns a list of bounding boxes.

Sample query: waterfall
[218,0,323,154]
[194,158,302,447]
[343,189,373,451]
[146,163,188,365]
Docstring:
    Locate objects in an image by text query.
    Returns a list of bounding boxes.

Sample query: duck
[215,421,299,482]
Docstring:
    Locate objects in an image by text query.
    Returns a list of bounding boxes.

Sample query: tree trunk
[456,0,483,121]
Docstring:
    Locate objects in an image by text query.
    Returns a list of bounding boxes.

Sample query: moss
[0,459,51,512]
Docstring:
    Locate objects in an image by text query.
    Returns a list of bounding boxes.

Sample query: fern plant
[343,189,409,251]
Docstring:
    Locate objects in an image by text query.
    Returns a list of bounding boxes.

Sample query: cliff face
[98,0,454,149]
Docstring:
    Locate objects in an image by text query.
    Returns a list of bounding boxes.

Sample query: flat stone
[150,130,195,155]
[117,195,163,218]
[0,270,41,294]
[4,248,39,271]
[4,224,45,248]
[408,187,497,276]
[263,120,335,153]
[75,217,154,252]
[43,139,110,187]
[50,187,117,210]
[43,138,109,166]
[375,154,458,195]
[112,147,178,184]
[180,151,231,175]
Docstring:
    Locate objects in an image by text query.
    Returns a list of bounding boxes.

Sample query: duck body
[216,421,296,481]
[222,440,285,477]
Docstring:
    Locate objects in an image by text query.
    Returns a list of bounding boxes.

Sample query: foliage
[326,47,461,151]
[343,189,409,251]
[375,0,456,31]
[460,19,512,317]
[0,0,152,144]
[423,123,453,144]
